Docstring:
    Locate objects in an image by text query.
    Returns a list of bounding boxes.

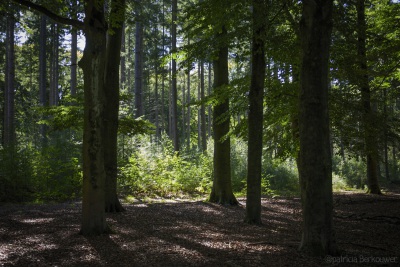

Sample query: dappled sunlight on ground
[0,192,399,266]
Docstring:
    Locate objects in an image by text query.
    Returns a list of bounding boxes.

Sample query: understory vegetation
[1,132,398,203]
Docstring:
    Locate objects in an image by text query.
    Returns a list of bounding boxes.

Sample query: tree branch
[12,0,84,29]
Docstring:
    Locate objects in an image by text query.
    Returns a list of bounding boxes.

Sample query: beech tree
[356,0,381,194]
[12,0,126,235]
[104,0,126,212]
[209,24,238,205]
[245,0,267,224]
[298,0,337,255]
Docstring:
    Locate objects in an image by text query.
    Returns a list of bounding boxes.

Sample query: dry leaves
[0,190,399,266]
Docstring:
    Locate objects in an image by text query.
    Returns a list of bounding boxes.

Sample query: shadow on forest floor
[0,188,399,266]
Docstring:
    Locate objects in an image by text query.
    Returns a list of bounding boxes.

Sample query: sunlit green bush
[332,155,366,189]
[118,135,213,198]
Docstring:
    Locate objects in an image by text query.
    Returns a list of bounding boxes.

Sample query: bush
[262,160,299,196]
[332,155,366,189]
[118,135,213,198]
[0,147,35,202]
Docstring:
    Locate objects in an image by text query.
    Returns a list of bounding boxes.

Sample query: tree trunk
[171,0,179,152]
[120,23,126,89]
[4,9,16,148]
[298,0,337,256]
[79,0,108,236]
[187,48,191,149]
[197,62,201,149]
[161,0,166,133]
[39,14,47,143]
[209,25,238,206]
[356,0,381,195]
[49,22,59,106]
[200,61,207,152]
[104,0,126,213]
[245,0,267,225]
[383,89,389,180]
[207,62,212,137]
[71,5,77,96]
[134,12,144,118]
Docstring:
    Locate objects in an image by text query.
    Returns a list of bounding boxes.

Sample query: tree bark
[49,22,59,106]
[298,0,337,256]
[209,25,238,206]
[207,62,212,137]
[104,0,126,213]
[120,23,126,89]
[39,14,47,143]
[187,46,191,149]
[356,0,381,194]
[245,0,267,225]
[171,0,179,152]
[134,13,144,118]
[200,61,207,152]
[71,4,78,96]
[4,8,16,148]
[79,0,108,235]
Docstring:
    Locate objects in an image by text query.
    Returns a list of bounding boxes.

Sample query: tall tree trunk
[298,0,337,256]
[383,89,390,180]
[200,61,207,152]
[171,0,179,151]
[39,14,47,143]
[161,0,165,133]
[79,0,108,236]
[207,62,212,137]
[49,22,59,106]
[197,62,201,149]
[104,0,126,213]
[245,0,267,225]
[4,9,16,148]
[209,25,238,205]
[357,0,381,194]
[71,4,78,96]
[187,48,191,149]
[135,10,144,118]
[120,23,126,89]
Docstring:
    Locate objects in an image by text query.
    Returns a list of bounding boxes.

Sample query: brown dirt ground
[0,189,399,267]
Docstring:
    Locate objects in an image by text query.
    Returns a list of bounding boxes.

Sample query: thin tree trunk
[197,62,201,149]
[298,0,337,256]
[49,22,59,106]
[356,0,381,194]
[182,77,186,146]
[4,9,16,148]
[171,0,179,151]
[207,62,212,137]
[71,1,77,96]
[39,14,47,143]
[383,89,390,180]
[200,61,207,152]
[187,49,191,149]
[135,11,144,118]
[120,23,126,89]
[209,25,238,205]
[245,0,267,225]
[161,0,165,133]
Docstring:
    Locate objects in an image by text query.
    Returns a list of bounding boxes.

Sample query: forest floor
[0,188,399,267]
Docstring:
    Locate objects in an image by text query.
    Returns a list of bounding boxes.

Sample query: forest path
[0,189,399,266]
